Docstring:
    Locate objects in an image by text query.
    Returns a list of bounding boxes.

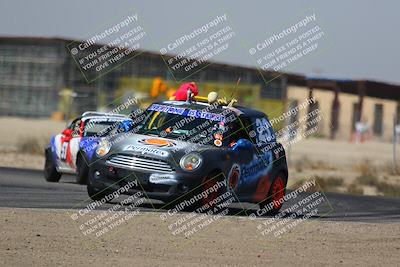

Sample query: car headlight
[180,153,202,171]
[96,139,111,157]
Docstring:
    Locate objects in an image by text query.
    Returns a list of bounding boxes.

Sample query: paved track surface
[1,167,399,223]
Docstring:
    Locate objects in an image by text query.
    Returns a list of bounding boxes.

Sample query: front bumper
[88,158,204,202]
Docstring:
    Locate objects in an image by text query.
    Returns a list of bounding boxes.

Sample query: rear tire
[44,150,61,182]
[76,153,89,185]
[259,172,287,215]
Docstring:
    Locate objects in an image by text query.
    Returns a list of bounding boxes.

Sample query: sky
[0,0,399,84]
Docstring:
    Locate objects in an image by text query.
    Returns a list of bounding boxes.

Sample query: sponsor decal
[86,117,125,122]
[148,104,186,115]
[149,173,175,184]
[124,145,168,157]
[228,164,240,191]
[187,109,223,121]
[148,104,224,122]
[212,121,225,147]
[214,139,222,147]
[241,152,273,183]
[139,138,175,147]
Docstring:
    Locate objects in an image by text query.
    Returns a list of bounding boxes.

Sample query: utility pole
[394,114,399,174]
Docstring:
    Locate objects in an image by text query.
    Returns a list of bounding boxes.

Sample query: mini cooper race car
[44,112,133,184]
[87,93,288,214]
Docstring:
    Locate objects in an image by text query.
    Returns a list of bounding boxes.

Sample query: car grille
[106,154,174,173]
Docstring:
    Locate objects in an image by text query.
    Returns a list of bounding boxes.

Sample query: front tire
[86,170,114,202]
[87,184,108,201]
[87,183,116,202]
[76,153,89,185]
[193,171,228,213]
[44,149,61,182]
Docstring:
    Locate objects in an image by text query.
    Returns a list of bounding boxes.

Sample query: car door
[245,115,276,202]
[224,115,253,197]
[226,115,263,197]
[57,118,82,172]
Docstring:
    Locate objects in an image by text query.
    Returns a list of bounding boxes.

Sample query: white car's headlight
[180,153,202,171]
[96,139,111,157]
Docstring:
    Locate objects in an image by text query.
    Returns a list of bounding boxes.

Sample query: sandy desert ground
[1,208,400,267]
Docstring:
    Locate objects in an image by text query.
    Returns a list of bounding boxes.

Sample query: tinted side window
[237,116,256,143]
[226,116,249,145]
[68,118,82,137]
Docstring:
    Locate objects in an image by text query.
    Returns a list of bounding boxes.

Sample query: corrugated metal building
[0,36,285,117]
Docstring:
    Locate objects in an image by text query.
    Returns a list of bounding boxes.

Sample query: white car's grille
[106,154,174,173]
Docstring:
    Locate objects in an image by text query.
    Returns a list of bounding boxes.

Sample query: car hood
[109,133,205,161]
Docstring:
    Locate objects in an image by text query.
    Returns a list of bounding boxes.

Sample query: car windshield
[137,106,231,146]
[84,119,121,137]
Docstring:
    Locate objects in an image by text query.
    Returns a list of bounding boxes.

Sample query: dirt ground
[0,208,399,266]
[0,117,65,150]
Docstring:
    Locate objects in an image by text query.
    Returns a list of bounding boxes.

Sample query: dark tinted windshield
[84,119,121,137]
[137,104,235,146]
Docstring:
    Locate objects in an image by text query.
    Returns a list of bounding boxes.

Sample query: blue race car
[87,92,289,214]
[44,112,133,184]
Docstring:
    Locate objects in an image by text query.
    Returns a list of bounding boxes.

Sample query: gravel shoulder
[1,208,399,266]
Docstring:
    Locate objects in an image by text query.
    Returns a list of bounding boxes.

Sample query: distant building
[0,36,285,117]
[287,77,400,141]
[0,36,399,141]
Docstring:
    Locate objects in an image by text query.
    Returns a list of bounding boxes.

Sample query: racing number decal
[255,118,273,144]
[60,139,73,167]
[252,117,275,202]
[60,142,69,161]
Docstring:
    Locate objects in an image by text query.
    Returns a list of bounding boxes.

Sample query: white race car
[44,112,133,184]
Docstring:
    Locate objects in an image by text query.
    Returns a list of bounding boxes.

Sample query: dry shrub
[375,182,400,197]
[356,175,379,187]
[313,176,343,192]
[347,183,364,195]
[355,159,377,177]
[382,161,400,176]
[356,174,400,197]
[17,135,50,155]
[289,176,343,193]
[324,176,344,187]
[309,160,336,171]
[292,155,336,173]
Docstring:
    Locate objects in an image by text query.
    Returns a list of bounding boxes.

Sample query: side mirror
[62,129,73,137]
[120,120,134,132]
[232,139,253,163]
